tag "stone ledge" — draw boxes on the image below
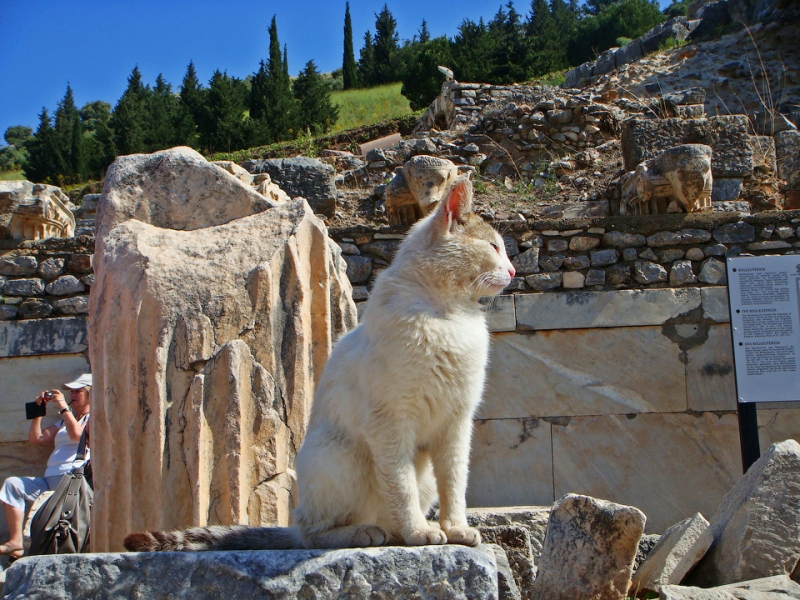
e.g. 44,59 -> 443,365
515,288 -> 701,330
3,545 -> 500,600
0,316 -> 88,357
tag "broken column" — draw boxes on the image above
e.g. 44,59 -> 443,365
89,147 -> 357,552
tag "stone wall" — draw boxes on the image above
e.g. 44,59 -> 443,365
331,209 -> 800,532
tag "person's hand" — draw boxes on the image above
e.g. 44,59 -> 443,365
36,389 -> 66,408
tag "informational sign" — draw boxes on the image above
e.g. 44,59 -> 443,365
727,255 -> 800,403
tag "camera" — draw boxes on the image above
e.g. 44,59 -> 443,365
44,391 -> 54,399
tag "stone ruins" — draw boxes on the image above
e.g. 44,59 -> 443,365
2,0 -> 800,596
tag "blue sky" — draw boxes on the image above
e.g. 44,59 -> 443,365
0,0 -> 670,138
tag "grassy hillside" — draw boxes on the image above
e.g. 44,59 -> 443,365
330,83 -> 413,133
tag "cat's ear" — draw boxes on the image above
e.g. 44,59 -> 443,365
437,177 -> 473,233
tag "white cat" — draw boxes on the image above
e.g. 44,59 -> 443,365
125,176 -> 515,552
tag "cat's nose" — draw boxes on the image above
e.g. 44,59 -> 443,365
508,267 -> 516,278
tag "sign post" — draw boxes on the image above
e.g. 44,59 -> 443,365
726,254 -> 800,472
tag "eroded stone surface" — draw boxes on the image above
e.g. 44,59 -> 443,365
530,494 -> 645,600
2,545 -> 500,600
687,440 -> 800,587
660,575 -> 800,600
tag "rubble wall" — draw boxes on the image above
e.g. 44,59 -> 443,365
331,209 -> 800,532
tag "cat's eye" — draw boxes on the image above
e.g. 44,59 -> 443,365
490,242 -> 501,254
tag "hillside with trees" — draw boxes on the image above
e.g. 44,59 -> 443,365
0,0 -> 680,186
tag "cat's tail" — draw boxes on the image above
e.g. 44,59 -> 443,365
123,524 -> 304,552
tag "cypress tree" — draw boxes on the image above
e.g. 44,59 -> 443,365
451,18 -> 492,82
259,16 -> 298,141
342,2 -> 358,89
293,60 -> 339,134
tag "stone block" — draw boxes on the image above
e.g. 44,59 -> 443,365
480,328 -> 687,419
595,48 -> 618,75
686,324 -> 737,412
0,353 -> 90,442
483,294 -> 516,333
482,531 -> 531,600
757,408 -> 800,451
3,278 -> 44,296
468,417 -> 554,508
712,221 -> 755,243
0,256 -> 37,277
45,275 -> 86,296
631,513 -> 713,592
701,287 -> 730,322
344,254 -> 372,284
530,494 -> 645,600
467,506 -> 551,558
512,247 -> 540,275
551,412 -> 741,533
0,316 -> 88,357
2,545 -> 500,600
622,116 -> 753,178
687,440 -> 800,587
562,271 -> 585,288
515,288 -> 701,330
640,17 -> 692,54
660,575 -> 800,600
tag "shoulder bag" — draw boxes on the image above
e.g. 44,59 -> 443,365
28,427 -> 93,555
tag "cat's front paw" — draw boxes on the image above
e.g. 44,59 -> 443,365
443,526 -> 481,547
404,526 -> 448,546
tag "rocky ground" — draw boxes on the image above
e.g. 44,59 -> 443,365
316,14 -> 798,231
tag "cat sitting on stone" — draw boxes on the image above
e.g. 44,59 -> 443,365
124,176 -> 515,552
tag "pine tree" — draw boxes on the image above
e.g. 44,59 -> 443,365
294,60 -> 339,134
110,66 -> 150,155
177,61 -> 205,148
202,70 -> 250,153
357,31 -> 376,87
54,85 -> 85,183
342,2 -> 359,89
147,74 -> 180,151
451,18 -> 492,82
372,5 -> 400,84
24,108 -> 64,184
400,36 -> 454,110
418,19 -> 431,43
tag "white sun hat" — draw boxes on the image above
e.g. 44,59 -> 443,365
63,373 -> 93,389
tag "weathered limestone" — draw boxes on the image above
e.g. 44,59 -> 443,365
530,494 -> 645,600
621,145 -> 713,215
2,545 -> 500,600
0,316 -> 88,356
384,155 -> 458,226
660,575 -> 800,600
685,324 -> 737,412
0,181 -> 75,241
551,413 -> 741,533
631,513 -> 713,592
687,440 -> 800,587
90,147 -> 357,552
